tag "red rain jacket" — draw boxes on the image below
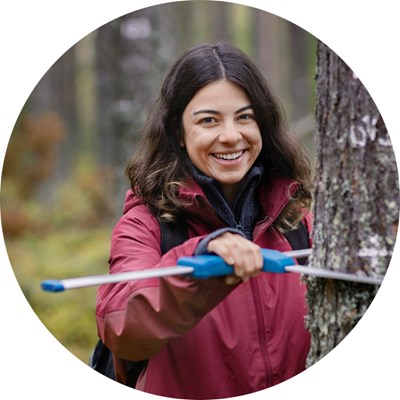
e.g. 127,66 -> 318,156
96,175 -> 312,399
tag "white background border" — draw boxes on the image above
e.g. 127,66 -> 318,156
1,1 -> 399,399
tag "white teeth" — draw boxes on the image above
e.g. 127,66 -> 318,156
213,151 -> 243,160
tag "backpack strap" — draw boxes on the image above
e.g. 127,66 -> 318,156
91,214 -> 189,387
89,339 -> 115,380
159,213 -> 189,255
283,220 -> 310,264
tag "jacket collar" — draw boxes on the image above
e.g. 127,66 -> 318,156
122,171 -> 299,227
187,163 -> 264,238
179,172 -> 298,227
258,175 -> 300,222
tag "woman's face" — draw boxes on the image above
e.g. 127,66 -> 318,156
182,79 -> 262,201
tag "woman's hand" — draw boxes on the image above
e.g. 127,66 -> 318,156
207,232 -> 263,285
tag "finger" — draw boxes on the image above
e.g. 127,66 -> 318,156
207,233 -> 239,265
207,233 -> 262,280
225,275 -> 242,285
231,241 -> 261,272
248,244 -> 263,276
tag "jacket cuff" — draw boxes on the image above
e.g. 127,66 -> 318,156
194,228 -> 245,255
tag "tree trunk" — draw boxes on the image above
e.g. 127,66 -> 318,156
95,8 -> 171,213
306,41 -> 399,366
23,45 -> 77,200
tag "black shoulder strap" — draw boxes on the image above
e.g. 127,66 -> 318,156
90,213 -> 189,387
90,339 -> 115,380
283,220 -> 310,264
159,213 -> 189,255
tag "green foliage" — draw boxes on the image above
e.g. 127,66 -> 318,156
3,112 -> 65,198
6,226 -> 111,363
2,112 -> 65,238
52,155 -> 115,229
2,119 -> 116,363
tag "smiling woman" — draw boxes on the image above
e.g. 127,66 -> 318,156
182,80 -> 262,203
97,42 -> 313,398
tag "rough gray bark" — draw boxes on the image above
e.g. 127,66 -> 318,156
306,41 -> 399,366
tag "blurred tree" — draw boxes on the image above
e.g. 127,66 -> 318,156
95,6 -> 180,213
255,11 -> 292,116
254,9 -> 316,154
306,41 -> 399,365
26,46 -> 77,185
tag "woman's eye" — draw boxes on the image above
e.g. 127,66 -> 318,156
200,116 -> 217,124
238,113 -> 254,121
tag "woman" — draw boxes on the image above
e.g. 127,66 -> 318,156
96,42 -> 313,399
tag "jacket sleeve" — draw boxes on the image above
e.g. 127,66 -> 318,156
95,205 -> 235,361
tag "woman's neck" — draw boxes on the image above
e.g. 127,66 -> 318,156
219,182 -> 242,206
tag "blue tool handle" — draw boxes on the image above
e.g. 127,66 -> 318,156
177,249 -> 295,279
41,280 -> 65,292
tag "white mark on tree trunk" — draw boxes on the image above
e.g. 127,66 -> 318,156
349,114 -> 392,147
349,115 -> 378,147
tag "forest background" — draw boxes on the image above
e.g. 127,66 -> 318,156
1,1 -> 317,364
1,1 -> 400,400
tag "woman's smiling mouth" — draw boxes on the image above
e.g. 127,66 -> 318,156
212,150 -> 245,161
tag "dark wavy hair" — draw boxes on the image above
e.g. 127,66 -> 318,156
126,42 -> 312,230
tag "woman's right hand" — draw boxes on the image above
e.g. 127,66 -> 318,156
207,232 -> 263,285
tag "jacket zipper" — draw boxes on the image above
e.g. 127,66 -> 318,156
199,194 -> 274,386
198,182 -> 297,388
250,278 -> 274,387
250,187 -> 298,387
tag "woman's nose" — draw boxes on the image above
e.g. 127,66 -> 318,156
218,122 -> 242,144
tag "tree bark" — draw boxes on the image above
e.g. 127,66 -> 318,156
306,41 -> 399,366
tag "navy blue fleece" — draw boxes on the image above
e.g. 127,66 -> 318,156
188,162 -> 264,255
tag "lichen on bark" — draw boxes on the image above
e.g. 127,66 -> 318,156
305,41 -> 399,367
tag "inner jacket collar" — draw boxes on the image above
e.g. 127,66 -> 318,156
187,161 -> 264,239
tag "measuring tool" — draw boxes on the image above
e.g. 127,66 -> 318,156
41,248 -> 383,292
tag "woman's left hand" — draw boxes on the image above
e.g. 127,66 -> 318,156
207,232 -> 263,285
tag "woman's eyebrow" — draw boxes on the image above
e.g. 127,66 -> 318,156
235,105 -> 253,114
192,104 -> 253,116
192,109 -> 221,116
